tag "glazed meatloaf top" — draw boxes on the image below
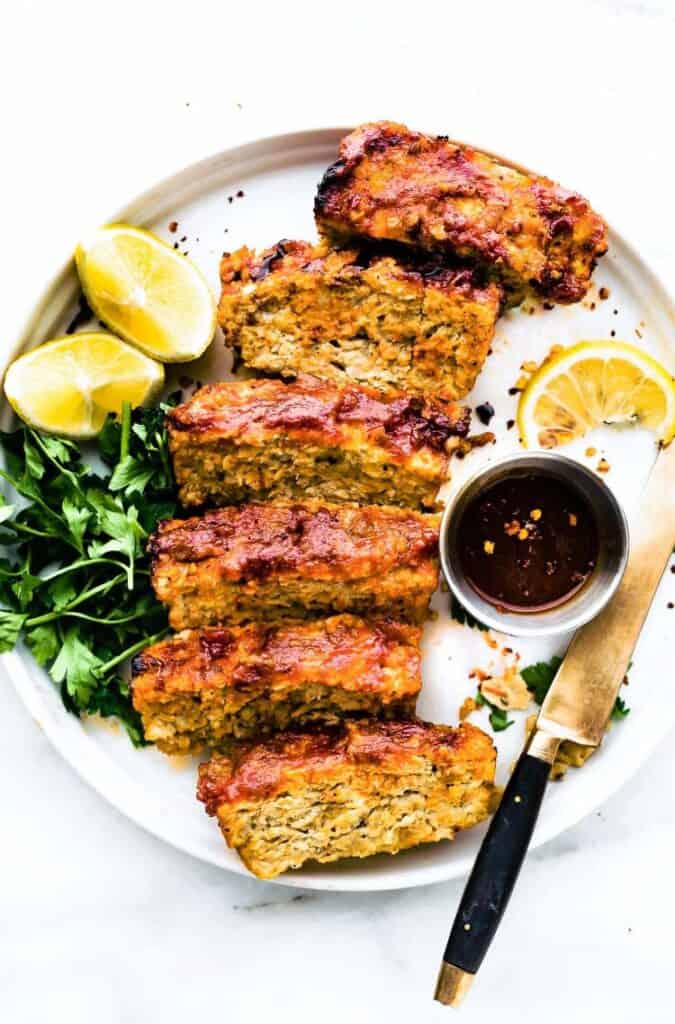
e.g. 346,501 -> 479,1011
167,375 -> 471,461
149,501 -> 440,583
219,238 -> 501,305
315,122 -> 607,304
131,615 -> 421,704
198,719 -> 496,809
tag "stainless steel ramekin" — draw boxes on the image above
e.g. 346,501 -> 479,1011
439,451 -> 630,638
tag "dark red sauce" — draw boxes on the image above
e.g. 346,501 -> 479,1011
457,473 -> 598,612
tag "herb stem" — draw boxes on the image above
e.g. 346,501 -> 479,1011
40,557 -> 131,583
25,573 -> 127,626
119,401 -> 132,462
54,609 -> 158,626
95,628 -> 169,676
5,521 -> 56,541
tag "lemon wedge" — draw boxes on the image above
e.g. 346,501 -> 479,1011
518,340 -> 675,449
4,333 -> 165,438
75,225 -> 216,362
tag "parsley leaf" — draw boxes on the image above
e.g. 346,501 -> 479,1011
109,456 -> 156,496
611,696 -> 631,721
62,495 -> 92,551
0,610 -> 27,653
520,656 -> 563,705
50,628 -> 104,705
25,624 -> 60,666
475,690 -> 515,732
450,595 -> 488,631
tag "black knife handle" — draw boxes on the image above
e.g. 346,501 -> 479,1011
442,750 -> 551,975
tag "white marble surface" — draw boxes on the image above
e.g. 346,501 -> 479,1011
2,1 -> 674,1021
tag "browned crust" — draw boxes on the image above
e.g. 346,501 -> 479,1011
167,374 -> 471,461
149,501 -> 440,582
219,238 -> 499,296
315,122 -> 607,304
131,615 -> 421,705
197,719 -> 496,810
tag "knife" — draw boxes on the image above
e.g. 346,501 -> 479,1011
434,440 -> 675,1007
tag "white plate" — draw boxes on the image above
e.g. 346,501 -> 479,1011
2,129 -> 673,892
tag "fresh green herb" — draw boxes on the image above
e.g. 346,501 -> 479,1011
520,656 -> 563,705
475,690 -> 514,732
611,696 -> 631,721
521,654 -> 630,721
0,394 -> 181,743
450,595 -> 488,631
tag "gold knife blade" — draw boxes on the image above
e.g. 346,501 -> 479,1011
534,441 -> 675,749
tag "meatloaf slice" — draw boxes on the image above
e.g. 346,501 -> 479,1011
149,501 -> 440,629
167,375 -> 470,511
131,615 -> 421,754
315,122 -> 607,305
197,719 -> 496,879
217,241 -> 501,401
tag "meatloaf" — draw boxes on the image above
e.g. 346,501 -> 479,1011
167,375 -> 470,510
131,615 -> 421,754
315,121 -> 607,305
197,718 -> 496,879
149,501 -> 440,629
217,241 -> 501,400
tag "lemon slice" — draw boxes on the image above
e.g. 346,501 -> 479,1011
518,340 -> 675,449
4,333 -> 165,438
75,225 -> 216,362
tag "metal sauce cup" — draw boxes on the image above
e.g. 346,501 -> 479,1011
439,451 -> 629,637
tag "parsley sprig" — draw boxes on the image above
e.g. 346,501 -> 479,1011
0,396 -> 180,743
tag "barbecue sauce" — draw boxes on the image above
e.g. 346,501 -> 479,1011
457,473 -> 598,612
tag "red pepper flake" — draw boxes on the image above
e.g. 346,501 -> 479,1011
598,287 -> 610,300
168,220 -> 178,233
